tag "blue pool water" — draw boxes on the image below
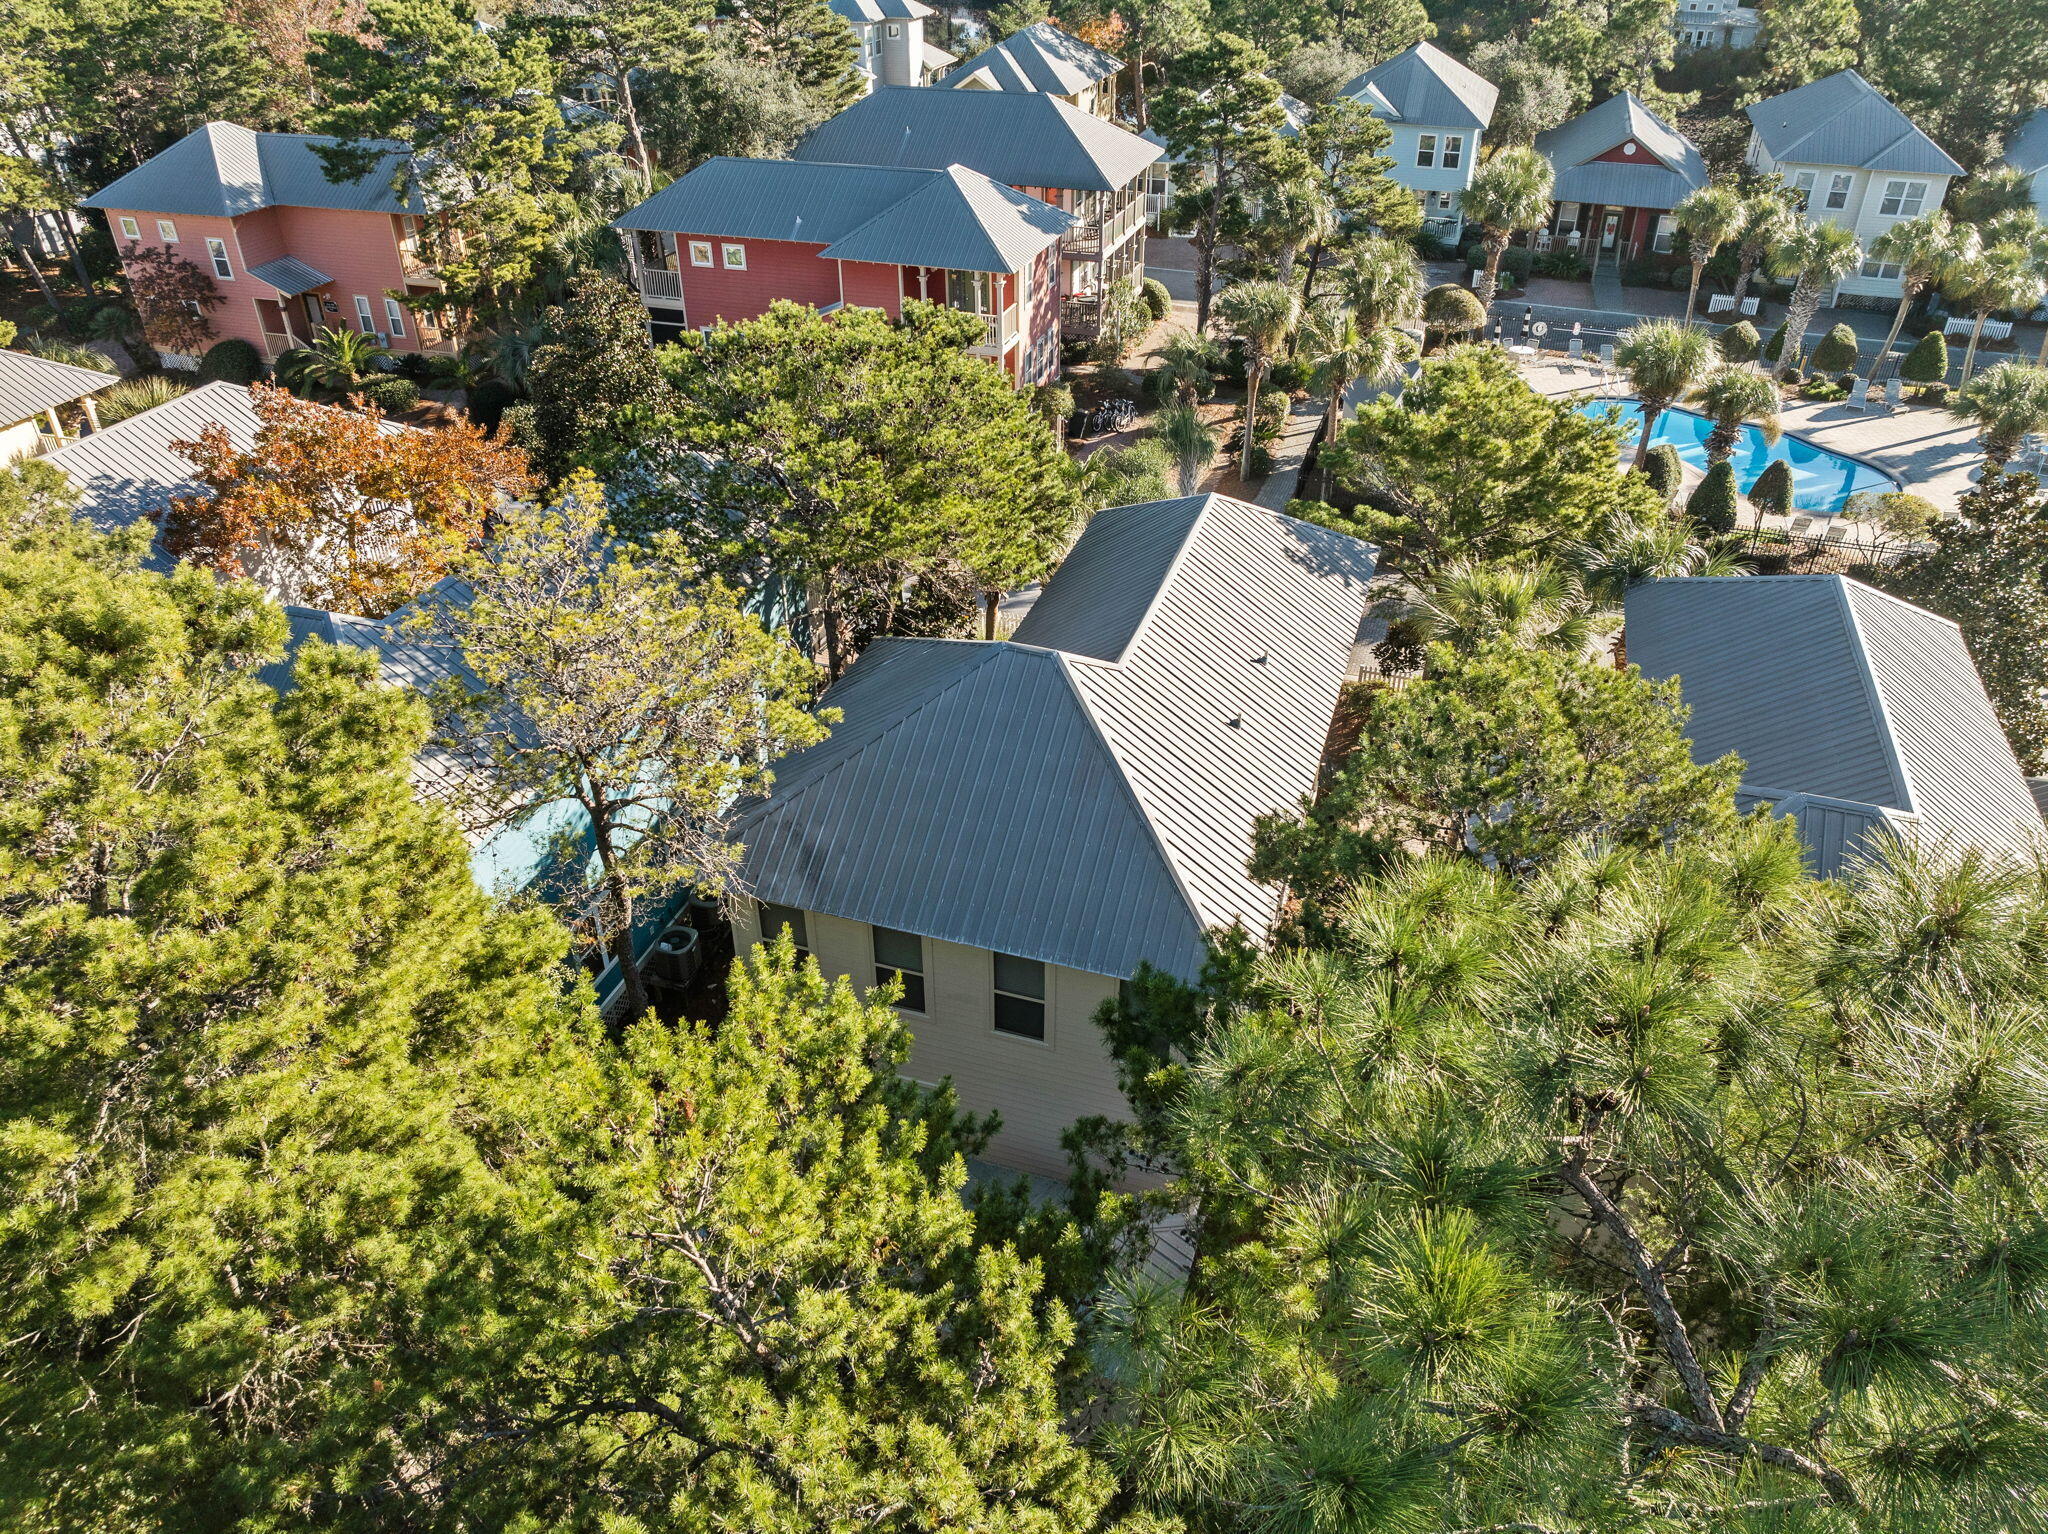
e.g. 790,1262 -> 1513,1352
1577,400 -> 1897,514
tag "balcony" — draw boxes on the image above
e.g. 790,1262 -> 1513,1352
962,302 -> 1022,357
1062,220 -> 1104,257
638,267 -> 683,302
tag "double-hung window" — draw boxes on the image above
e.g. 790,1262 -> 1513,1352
157,219 -> 179,242
1440,134 -> 1464,170
1790,170 -> 1815,210
383,296 -> 407,338
758,901 -> 809,960
992,952 -> 1046,1040
1861,257 -> 1903,280
354,294 -> 376,333
1415,133 -> 1437,168
205,237 -> 232,279
1824,172 -> 1852,211
1879,179 -> 1926,218
872,926 -> 926,1011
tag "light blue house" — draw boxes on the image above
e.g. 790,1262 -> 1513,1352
2000,109 -> 2048,221
1338,42 -> 1499,241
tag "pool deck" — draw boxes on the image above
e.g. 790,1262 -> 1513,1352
1518,361 -> 1986,517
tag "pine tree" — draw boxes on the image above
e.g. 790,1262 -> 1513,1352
525,269 -> 676,482
713,0 -> 861,111
0,477 -> 606,1528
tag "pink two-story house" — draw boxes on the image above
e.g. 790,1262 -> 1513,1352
82,122 -> 456,366
614,158 -> 1075,384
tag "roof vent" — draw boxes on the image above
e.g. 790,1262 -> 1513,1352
1249,650 -> 1269,664
1226,712 -> 1244,728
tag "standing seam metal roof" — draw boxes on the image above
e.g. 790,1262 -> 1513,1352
81,122 -> 422,218
793,87 -> 1160,192
828,0 -> 934,20
1339,42 -> 1498,131
1743,71 -> 1963,177
2001,109 -> 2048,176
1626,575 -> 2037,874
0,349 -> 115,427
818,164 -> 1074,272
1535,92 -> 1708,209
728,495 -> 1376,980
938,21 -> 1122,94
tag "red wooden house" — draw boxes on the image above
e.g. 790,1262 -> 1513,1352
614,158 -> 1075,384
1533,93 -> 1709,273
82,122 -> 456,366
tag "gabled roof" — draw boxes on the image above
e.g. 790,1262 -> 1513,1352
1744,70 -> 1963,177
818,163 -> 1072,272
1626,575 -> 2039,875
1535,92 -> 1708,211
1339,42 -> 1497,132
0,349 -> 115,428
2001,108 -> 2048,177
793,87 -> 1159,192
828,0 -> 932,20
939,20 -> 1121,95
923,40 -> 957,69
729,495 -> 1377,980
613,157 -> 1069,273
81,122 -> 422,218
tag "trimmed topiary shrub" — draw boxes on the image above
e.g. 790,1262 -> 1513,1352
1810,322 -> 1859,375
1900,329 -> 1948,386
1717,320 -> 1760,363
1687,459 -> 1739,535
1640,443 -> 1685,506
1421,283 -> 1486,352
1748,458 -> 1794,519
197,337 -> 264,384
357,375 -> 420,412
1761,320 -> 1788,364
1140,277 -> 1172,322
1253,387 -> 1289,443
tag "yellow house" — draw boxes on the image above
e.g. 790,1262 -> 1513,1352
0,349 -> 112,464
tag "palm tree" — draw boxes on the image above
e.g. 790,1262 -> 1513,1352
1767,221 -> 1864,379
1943,239 -> 2046,382
1213,279 -> 1299,481
1867,209 -> 1970,374
1259,177 -> 1336,290
1153,401 -> 1219,496
1692,366 -> 1782,465
1383,557 -> 1618,657
1947,362 -> 2048,470
1615,320 -> 1716,467
295,326 -> 390,394
1152,331 -> 1221,407
1457,146 -> 1554,312
1727,191 -> 1796,307
1297,295 -> 1415,444
1344,236 -> 1425,334
1673,184 -> 1744,326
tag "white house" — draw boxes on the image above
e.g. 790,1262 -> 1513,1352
1999,108 -> 2048,220
1743,70 -> 1964,304
725,494 -> 1376,1178
827,0 -> 954,91
1672,0 -> 1759,52
939,20 -> 1123,118
1338,42 -> 1499,241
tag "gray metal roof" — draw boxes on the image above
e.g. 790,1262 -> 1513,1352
828,0 -> 932,19
1744,70 -> 1963,177
0,349 -> 115,427
818,163 -> 1071,272
793,87 -> 1160,192
1536,92 -> 1707,210
1339,42 -> 1497,132
1627,575 -> 2039,875
939,21 -> 1121,95
729,495 -> 1377,980
2001,108 -> 2048,176
923,40 -> 957,69
82,122 -> 422,218
246,254 -> 333,296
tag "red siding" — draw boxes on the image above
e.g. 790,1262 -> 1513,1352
678,235 -> 847,327
839,260 -> 903,312
1023,246 -> 1060,385
1589,140 -> 1673,169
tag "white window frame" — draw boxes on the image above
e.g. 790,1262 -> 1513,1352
1879,179 -> 1926,218
383,296 -> 406,338
156,218 -> 179,242
991,951 -> 1048,1043
1652,214 -> 1676,254
872,926 -> 927,1013
205,237 -> 232,279
117,216 -> 140,241
354,294 -> 376,333
1790,170 -> 1815,210
688,238 -> 714,267
885,20 -> 900,35
1824,172 -> 1852,211
1415,132 -> 1438,168
721,242 -> 747,270
1440,134 -> 1464,171
1861,257 -> 1903,281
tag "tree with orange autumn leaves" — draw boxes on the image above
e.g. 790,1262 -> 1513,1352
163,383 -> 533,615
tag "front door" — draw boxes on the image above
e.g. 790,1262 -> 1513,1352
1600,210 -> 1621,251
303,292 -> 324,334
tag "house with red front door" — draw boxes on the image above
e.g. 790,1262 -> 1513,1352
1533,93 -> 1709,278
614,157 -> 1075,384
81,122 -> 457,367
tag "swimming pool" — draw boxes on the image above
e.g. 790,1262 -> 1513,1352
1577,400 -> 1898,514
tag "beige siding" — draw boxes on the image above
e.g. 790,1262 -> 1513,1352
731,903 -> 1131,1179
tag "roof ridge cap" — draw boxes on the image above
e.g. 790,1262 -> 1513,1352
1833,574 -> 1920,816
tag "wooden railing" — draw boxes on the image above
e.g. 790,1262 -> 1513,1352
638,267 -> 683,301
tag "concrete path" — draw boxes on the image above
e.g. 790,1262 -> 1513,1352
1589,256 -> 1625,313
1253,397 -> 1324,510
